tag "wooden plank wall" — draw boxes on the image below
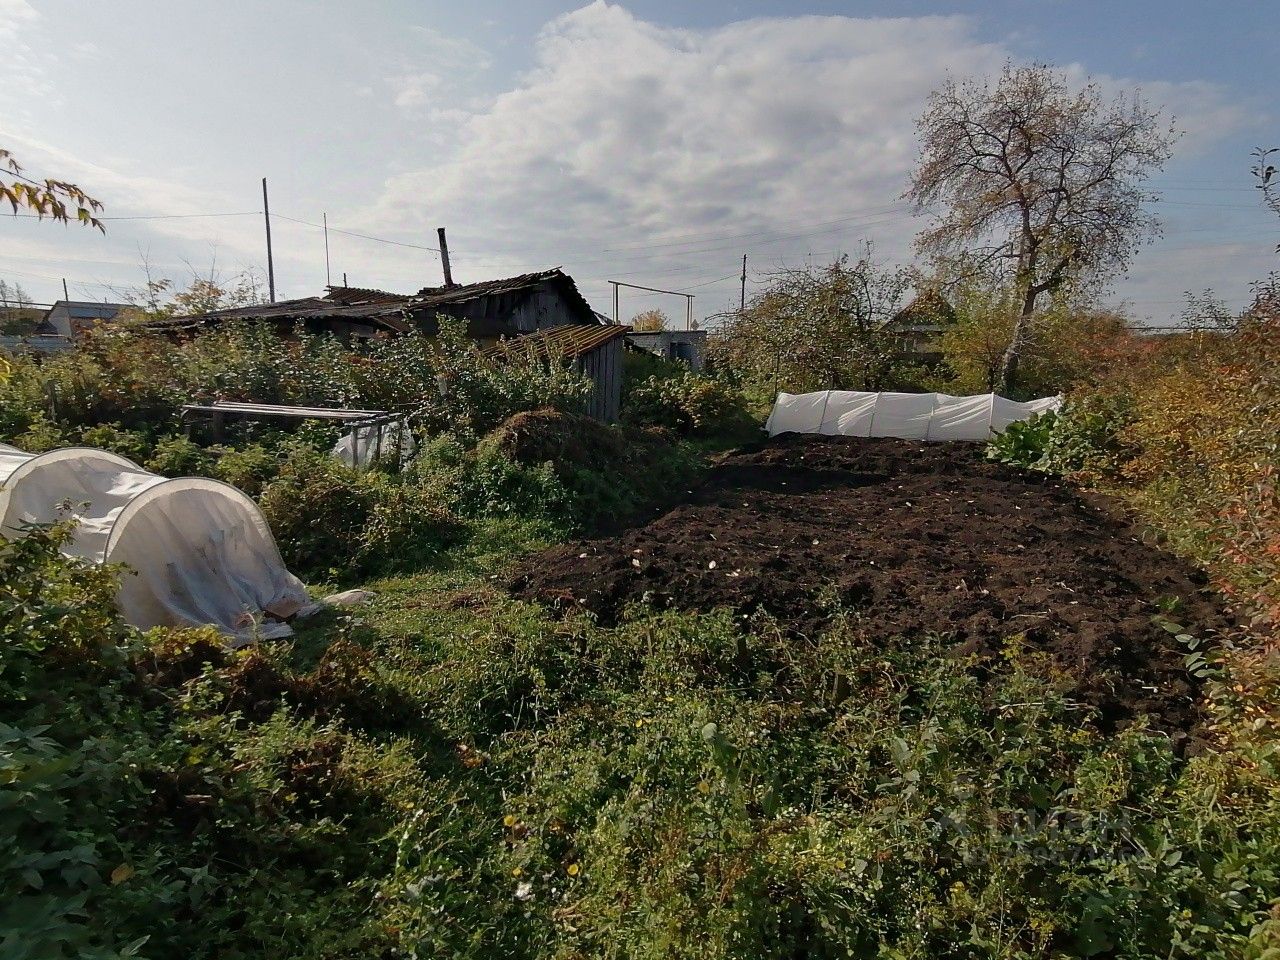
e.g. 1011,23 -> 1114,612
577,337 -> 623,422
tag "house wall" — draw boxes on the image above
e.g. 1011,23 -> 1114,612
625,330 -> 707,371
437,281 -> 588,338
44,302 -> 124,337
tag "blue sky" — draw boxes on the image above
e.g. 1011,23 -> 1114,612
0,0 -> 1274,324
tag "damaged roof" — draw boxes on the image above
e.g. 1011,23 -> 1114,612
145,268 -> 597,337
485,323 -> 631,361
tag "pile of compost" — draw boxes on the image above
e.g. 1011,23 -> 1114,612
511,434 -> 1232,732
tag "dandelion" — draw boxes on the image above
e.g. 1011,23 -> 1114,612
697,780 -> 711,794
503,814 -> 517,827
511,866 -> 523,877
567,863 -> 580,877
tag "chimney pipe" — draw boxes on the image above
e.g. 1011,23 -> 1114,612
437,227 -> 455,287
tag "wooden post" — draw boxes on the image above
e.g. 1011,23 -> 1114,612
740,254 -> 747,311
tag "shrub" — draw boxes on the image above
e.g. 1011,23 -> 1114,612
413,318 -> 594,437
75,422 -> 155,464
210,443 -> 281,496
624,371 -> 754,439
479,409 -> 703,530
258,445 -> 463,579
1040,393 -> 1136,480
144,435 -> 218,477
7,410 -> 70,452
986,409 -> 1058,468
0,353 -> 49,437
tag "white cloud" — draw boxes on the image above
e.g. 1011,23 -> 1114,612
389,71 -> 445,108
0,0 -> 37,36
368,4 -> 1015,310
357,3 -> 1254,320
387,25 -> 492,112
0,0 -> 55,107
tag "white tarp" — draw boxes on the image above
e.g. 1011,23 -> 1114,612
332,418 -> 417,468
0,444 -> 307,639
765,391 -> 1062,441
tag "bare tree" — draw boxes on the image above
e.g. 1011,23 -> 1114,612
906,63 -> 1175,393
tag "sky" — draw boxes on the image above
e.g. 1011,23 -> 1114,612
1,0 -> 1275,327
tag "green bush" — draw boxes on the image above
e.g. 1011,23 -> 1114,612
143,435 -> 217,477
258,445 -> 463,579
75,423 -> 156,464
1040,393 -> 1136,480
986,410 -> 1058,469
6,411 -> 70,452
624,371 -> 754,439
210,443 -> 281,496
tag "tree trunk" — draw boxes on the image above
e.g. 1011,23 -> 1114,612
997,286 -> 1038,395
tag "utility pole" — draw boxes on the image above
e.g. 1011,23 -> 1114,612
323,212 -> 331,288
261,178 -> 276,303
437,227 -> 454,287
740,254 -> 747,312
61,278 -> 69,301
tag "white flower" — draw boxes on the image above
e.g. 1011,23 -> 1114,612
515,881 -> 535,901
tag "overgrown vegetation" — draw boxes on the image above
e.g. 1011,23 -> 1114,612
985,282 -> 1280,637
7,516 -> 1280,958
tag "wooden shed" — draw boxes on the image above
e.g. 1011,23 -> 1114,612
487,324 -> 630,423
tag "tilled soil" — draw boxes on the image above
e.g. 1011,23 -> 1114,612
510,434 -> 1232,733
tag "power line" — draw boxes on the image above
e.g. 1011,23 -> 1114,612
5,210 -> 261,221
270,212 -> 442,254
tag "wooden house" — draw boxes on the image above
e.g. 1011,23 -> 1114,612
145,268 -> 628,421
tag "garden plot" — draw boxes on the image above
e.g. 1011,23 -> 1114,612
512,434 -> 1231,733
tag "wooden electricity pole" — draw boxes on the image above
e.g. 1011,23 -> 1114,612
740,254 -> 747,311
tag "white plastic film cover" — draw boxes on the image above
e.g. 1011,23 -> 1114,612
929,394 -> 997,441
332,419 -> 417,468
0,447 -> 164,562
106,478 -> 307,634
818,392 -> 878,436
0,444 -> 307,638
764,392 -> 829,436
766,391 -> 1061,441
866,392 -> 937,440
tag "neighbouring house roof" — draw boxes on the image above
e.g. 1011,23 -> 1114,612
47,300 -> 130,320
144,268 -> 599,338
891,290 -> 956,333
